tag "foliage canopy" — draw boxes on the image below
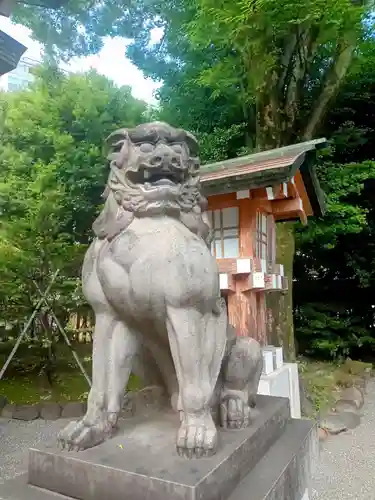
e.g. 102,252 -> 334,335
4,1 -> 375,361
0,67 -> 146,330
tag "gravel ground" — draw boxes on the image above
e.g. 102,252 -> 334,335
1,383 -> 375,497
312,378 -> 375,500
0,418 -> 67,483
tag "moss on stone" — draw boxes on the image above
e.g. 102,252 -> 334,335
266,222 -> 296,360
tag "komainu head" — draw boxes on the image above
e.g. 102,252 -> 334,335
92,122 -> 210,241
103,122 -> 207,216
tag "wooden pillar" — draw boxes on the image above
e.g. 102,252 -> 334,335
238,198 -> 253,257
230,198 -> 257,338
237,198 -> 268,344
227,285 -> 253,337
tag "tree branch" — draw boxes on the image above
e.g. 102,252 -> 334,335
284,27 -> 308,123
303,39 -> 356,140
279,25 -> 316,139
277,32 -> 298,94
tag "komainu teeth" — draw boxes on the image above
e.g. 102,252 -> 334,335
144,170 -> 150,179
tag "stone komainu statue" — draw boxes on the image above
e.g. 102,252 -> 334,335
58,122 -> 263,458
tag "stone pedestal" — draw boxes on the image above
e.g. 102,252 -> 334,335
0,396 -> 318,500
258,363 -> 302,419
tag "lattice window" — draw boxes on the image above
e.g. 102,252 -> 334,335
207,207 -> 239,258
255,211 -> 276,266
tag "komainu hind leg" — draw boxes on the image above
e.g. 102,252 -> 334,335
166,302 -> 227,458
220,336 -> 263,429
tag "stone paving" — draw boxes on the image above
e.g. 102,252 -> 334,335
312,378 -> 375,500
0,418 -> 66,483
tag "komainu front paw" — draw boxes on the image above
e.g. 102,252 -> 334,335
220,391 -> 251,430
58,414 -> 117,451
176,413 -> 218,459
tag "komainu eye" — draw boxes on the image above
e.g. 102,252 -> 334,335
171,144 -> 183,154
139,143 -> 155,153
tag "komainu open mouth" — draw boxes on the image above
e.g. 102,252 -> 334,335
127,168 -> 185,187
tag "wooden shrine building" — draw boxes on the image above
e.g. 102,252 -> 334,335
200,138 -> 326,344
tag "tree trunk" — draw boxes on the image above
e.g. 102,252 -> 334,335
258,29 -> 356,361
256,98 -> 297,359
266,222 -> 296,360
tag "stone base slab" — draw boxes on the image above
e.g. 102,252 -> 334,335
228,419 -> 318,500
26,395 -> 289,500
0,418 -> 317,500
0,396 -> 318,500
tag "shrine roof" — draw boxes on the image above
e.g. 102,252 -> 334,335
200,138 -> 327,217
0,30 -> 26,76
1,1 -> 69,76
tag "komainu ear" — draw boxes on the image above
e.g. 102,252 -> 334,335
105,128 -> 129,144
184,130 -> 199,157
104,129 -> 130,168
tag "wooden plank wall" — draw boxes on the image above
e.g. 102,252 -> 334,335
207,193 -> 268,343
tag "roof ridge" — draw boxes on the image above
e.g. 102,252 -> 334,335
200,138 -> 327,173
